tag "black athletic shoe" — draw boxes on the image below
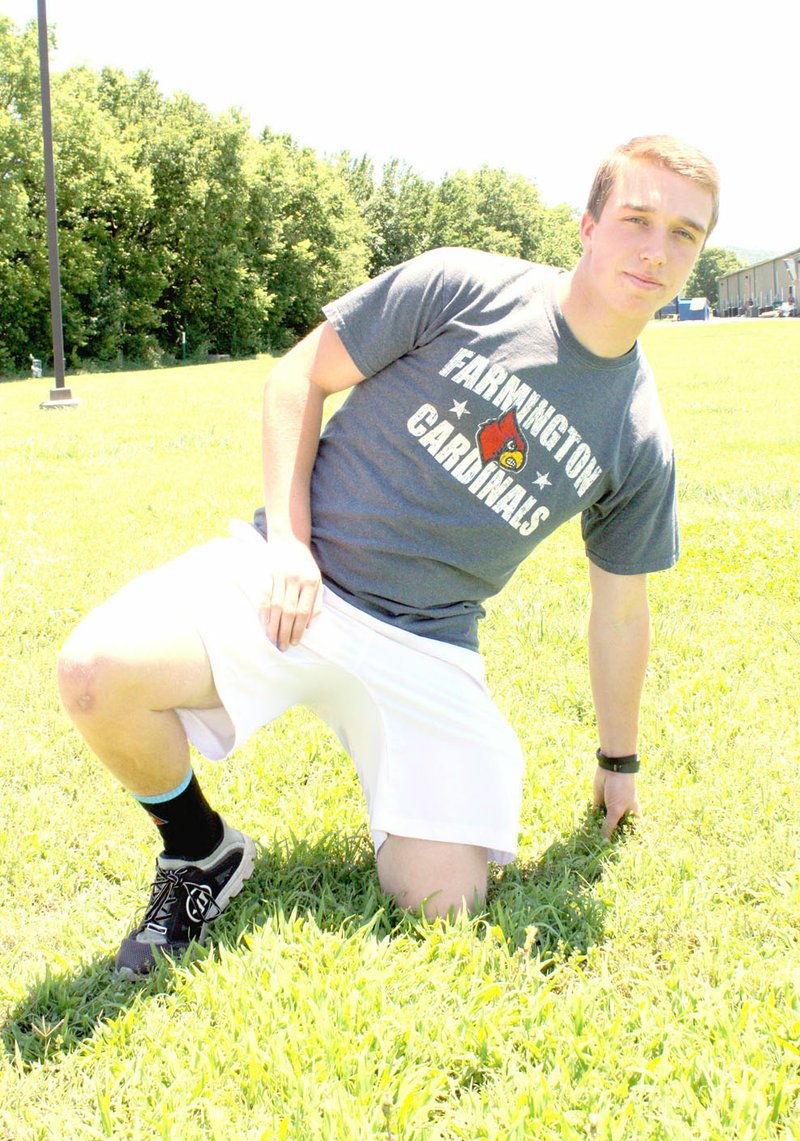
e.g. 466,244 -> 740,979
115,819 -> 257,979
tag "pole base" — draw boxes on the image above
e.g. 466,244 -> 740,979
40,387 -> 80,409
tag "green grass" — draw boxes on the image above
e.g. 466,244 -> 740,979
1,322 -> 799,1139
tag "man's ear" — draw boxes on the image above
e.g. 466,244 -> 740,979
579,211 -> 596,252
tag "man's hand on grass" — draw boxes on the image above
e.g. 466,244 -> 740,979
593,769 -> 641,840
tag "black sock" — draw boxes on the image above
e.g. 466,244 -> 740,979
133,769 -> 224,861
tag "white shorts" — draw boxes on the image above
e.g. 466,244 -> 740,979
136,521 -> 524,864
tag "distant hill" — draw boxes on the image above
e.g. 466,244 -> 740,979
730,246 -> 782,266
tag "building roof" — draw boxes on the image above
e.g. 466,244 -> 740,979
719,246 -> 800,282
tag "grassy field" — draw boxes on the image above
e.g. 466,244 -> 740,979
1,320 -> 798,1139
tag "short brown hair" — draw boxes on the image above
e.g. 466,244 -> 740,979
586,135 -> 720,238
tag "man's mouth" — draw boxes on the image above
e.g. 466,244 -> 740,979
624,271 -> 664,290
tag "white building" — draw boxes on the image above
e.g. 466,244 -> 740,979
718,248 -> 799,317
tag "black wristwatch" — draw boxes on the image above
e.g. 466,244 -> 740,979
596,748 -> 640,774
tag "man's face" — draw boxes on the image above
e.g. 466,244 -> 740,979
579,160 -> 714,320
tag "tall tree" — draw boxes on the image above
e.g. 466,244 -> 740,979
428,167 -> 581,268
683,246 -> 743,308
251,131 -> 369,345
338,154 -> 438,275
533,203 -> 583,270
49,65 -> 163,364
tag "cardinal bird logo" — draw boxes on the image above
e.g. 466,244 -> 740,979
476,409 -> 528,472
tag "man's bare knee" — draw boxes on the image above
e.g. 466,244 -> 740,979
377,836 -> 487,920
57,634 -> 129,724
57,592 -> 220,726
57,646 -> 99,718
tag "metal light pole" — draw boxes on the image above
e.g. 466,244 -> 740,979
37,0 -> 78,407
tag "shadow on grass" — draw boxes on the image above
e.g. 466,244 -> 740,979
3,809 -> 626,1067
487,804 -> 628,961
1,831 -> 383,1069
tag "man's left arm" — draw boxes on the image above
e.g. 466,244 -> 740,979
587,562 -> 651,838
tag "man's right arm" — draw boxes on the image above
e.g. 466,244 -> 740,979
261,320 -> 365,651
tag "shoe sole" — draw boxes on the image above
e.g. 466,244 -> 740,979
116,833 -> 258,981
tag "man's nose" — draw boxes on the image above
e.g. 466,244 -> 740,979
640,228 -> 667,264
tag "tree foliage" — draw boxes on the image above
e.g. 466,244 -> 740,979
1,16 -> 580,373
340,156 -> 581,278
684,246 -> 744,308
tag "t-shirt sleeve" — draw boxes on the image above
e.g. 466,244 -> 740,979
322,249 -> 449,378
581,448 -> 679,575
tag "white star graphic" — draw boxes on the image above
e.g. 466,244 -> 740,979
534,472 -> 552,489
450,399 -> 470,419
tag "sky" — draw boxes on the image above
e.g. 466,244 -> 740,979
4,0 -> 797,256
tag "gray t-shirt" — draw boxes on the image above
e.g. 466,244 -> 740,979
266,247 -> 679,650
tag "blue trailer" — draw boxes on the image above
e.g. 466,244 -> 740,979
679,297 -> 710,321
